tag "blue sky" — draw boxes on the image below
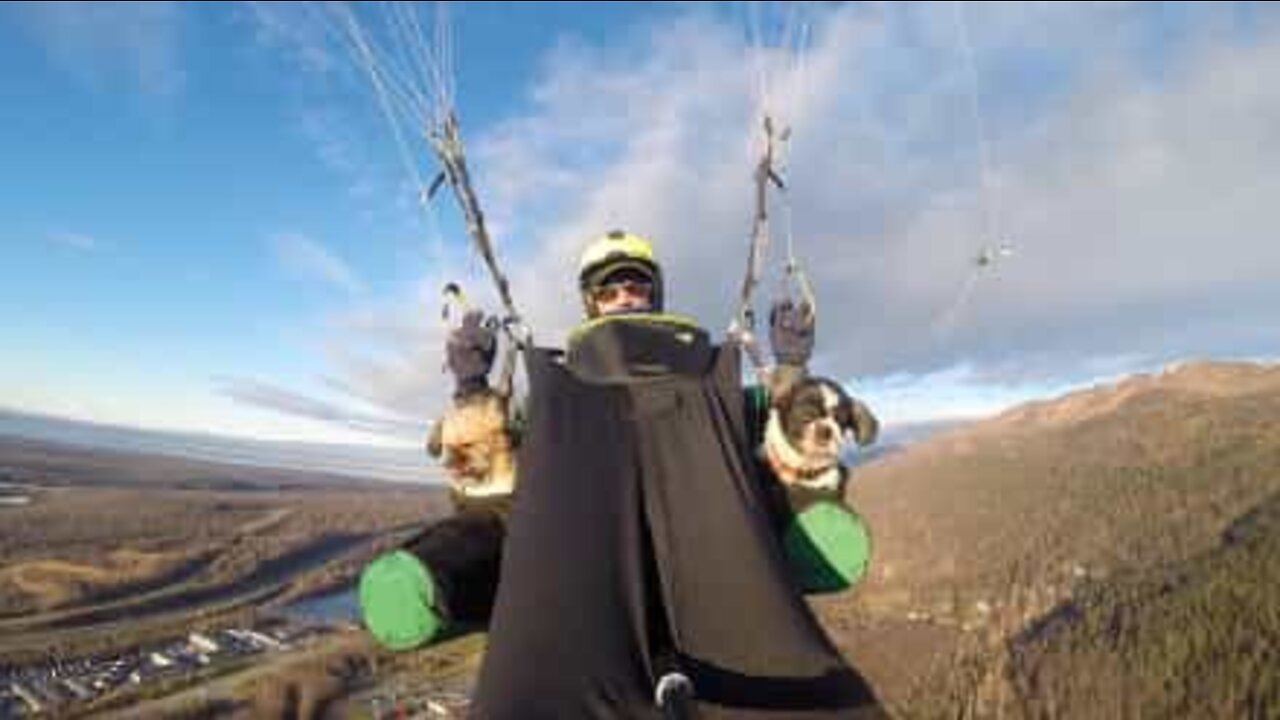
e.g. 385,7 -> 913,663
2,2 -> 1278,448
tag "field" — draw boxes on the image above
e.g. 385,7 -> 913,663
0,437 -> 446,664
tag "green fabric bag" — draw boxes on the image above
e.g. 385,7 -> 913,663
359,550 -> 442,650
783,500 -> 872,594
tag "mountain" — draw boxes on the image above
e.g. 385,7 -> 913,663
844,419 -> 963,468
831,360 -> 1280,716
848,360 -> 1280,616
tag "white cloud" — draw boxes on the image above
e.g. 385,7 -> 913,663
468,2 -> 1280,380
255,2 -> 1280,426
272,232 -> 366,297
240,1 -> 337,77
296,109 -> 394,204
316,259 -> 490,420
47,231 -> 98,252
6,1 -> 184,95
852,352 -> 1157,427
244,4 -> 449,260
216,376 -> 421,442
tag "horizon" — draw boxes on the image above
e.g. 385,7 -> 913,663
7,354 -> 1276,483
0,394 -> 968,484
3,2 -> 1278,447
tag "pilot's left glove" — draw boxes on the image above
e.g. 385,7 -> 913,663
446,310 -> 497,398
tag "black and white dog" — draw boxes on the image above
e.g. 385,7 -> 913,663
762,374 -> 879,493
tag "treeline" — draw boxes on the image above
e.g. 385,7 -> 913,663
1007,492 -> 1280,718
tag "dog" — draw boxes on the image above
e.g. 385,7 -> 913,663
427,389 -> 518,509
761,374 -> 879,493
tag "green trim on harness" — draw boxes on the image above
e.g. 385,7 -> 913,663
359,550 -> 442,650
783,500 -> 872,594
567,312 -> 702,347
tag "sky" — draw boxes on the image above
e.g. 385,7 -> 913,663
1,1 -> 1278,451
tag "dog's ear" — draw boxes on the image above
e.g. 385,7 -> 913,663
814,376 -> 853,407
845,397 -> 880,447
426,418 -> 444,459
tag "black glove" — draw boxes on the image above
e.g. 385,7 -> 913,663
769,298 -> 815,368
447,310 -> 497,397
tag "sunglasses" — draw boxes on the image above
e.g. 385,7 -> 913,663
592,279 -> 654,304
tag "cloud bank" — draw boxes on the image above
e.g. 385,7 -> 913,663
244,2 -> 1280,435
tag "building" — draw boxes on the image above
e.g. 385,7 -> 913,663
60,677 -> 94,701
0,692 -> 22,718
188,632 -> 220,655
224,628 -> 281,652
10,681 -> 45,714
242,629 -> 285,651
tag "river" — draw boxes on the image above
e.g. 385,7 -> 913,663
280,585 -> 362,625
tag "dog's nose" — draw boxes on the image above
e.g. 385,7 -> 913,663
814,424 -> 834,443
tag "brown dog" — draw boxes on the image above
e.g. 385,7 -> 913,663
427,389 -> 518,509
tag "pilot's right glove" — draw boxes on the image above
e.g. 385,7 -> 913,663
768,298 -> 815,368
446,310 -> 497,398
